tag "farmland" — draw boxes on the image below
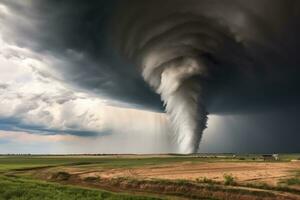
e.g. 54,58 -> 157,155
0,154 -> 300,200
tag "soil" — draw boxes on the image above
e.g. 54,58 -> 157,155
73,162 -> 300,186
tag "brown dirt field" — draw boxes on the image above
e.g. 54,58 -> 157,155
25,161 -> 300,200
74,162 -> 300,186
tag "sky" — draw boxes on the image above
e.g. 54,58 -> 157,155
0,0 -> 299,154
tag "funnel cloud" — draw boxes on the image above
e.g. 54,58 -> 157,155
113,0 -> 300,153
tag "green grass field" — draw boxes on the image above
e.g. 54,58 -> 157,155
0,155 -> 201,172
2,153 -> 298,172
0,175 -> 163,200
0,154 -> 241,172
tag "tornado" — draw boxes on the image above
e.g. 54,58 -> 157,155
143,50 -> 208,153
114,9 -> 246,153
112,0 -> 300,153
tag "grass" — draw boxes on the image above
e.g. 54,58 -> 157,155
2,153 -> 296,173
245,182 -> 270,190
279,170 -> 300,186
0,156 -> 86,172
0,155 -> 248,173
285,178 -> 300,186
245,182 -> 300,195
0,156 -> 203,172
0,175 -> 163,200
223,174 -> 236,186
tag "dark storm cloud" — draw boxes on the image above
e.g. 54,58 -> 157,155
0,0 -> 162,111
200,107 -> 300,153
113,0 -> 300,114
109,0 -> 300,152
1,0 -> 300,113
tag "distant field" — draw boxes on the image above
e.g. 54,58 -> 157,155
2,153 -> 299,171
0,154 -> 300,200
0,155 -> 210,172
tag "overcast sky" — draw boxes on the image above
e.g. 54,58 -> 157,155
0,0 -> 299,154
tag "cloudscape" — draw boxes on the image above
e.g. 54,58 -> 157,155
0,0 -> 300,154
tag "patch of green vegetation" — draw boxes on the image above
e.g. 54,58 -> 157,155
279,176 -> 300,187
0,175 -> 163,200
245,182 -> 300,195
245,182 -> 270,190
285,178 -> 300,185
277,170 -> 300,187
0,156 -> 92,172
174,179 -> 191,186
223,174 -> 236,186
